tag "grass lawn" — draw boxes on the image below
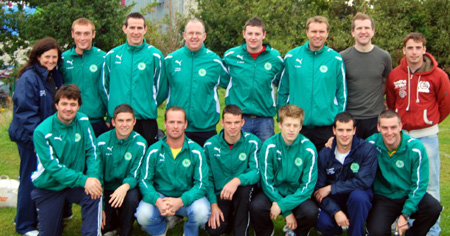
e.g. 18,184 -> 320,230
0,89 -> 448,235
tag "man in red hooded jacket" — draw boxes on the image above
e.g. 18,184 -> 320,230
386,32 -> 450,236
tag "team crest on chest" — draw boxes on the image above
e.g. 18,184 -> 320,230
89,64 -> 98,72
396,160 -> 404,168
198,69 -> 206,77
138,62 -> 146,70
418,81 -> 430,93
319,65 -> 328,73
264,62 -> 272,70
294,157 -> 303,166
124,152 -> 132,161
350,163 -> 360,173
182,159 -> 191,167
75,133 -> 81,142
238,153 -> 247,161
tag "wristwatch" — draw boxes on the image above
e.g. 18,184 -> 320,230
402,213 -> 410,221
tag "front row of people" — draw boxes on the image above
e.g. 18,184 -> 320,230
31,84 -> 441,236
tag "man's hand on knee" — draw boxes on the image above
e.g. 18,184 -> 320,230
334,211 -> 350,227
84,177 -> 103,199
208,203 -> 224,229
163,197 -> 184,215
220,177 -> 241,200
109,184 -> 130,208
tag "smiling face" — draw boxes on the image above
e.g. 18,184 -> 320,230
221,113 -> 244,141
165,110 -> 187,141
112,112 -> 136,140
243,25 -> 266,53
403,39 -> 426,68
37,48 -> 58,71
123,17 -> 147,46
352,19 -> 374,47
333,120 -> 356,150
306,22 -> 329,51
72,24 -> 95,54
183,20 -> 206,52
378,116 -> 403,151
55,97 -> 80,125
279,116 -> 302,145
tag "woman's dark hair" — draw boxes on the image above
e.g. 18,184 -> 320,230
18,37 -> 62,77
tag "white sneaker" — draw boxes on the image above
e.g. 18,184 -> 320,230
103,230 -> 117,236
24,230 -> 39,236
63,215 -> 73,222
166,215 -> 183,230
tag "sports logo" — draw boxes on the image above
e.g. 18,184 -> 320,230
89,64 -> 98,72
138,62 -> 146,70
237,55 -> 244,61
239,153 -> 247,161
66,60 -> 73,65
326,168 -> 335,175
75,133 -> 81,142
320,65 -> 328,73
294,157 -> 303,166
182,159 -> 191,167
198,69 -> 206,77
350,163 -> 360,173
40,90 -> 46,96
175,60 -> 182,66
394,80 -> 407,89
399,89 -> 407,98
396,160 -> 404,168
264,62 -> 272,70
124,152 -> 132,161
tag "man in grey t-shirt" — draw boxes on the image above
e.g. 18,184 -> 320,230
340,12 -> 392,139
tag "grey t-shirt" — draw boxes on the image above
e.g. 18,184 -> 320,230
340,45 -> 392,119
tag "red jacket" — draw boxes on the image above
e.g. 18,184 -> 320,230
387,53 -> 450,131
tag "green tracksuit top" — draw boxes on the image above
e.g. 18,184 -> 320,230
139,135 -> 209,206
367,131 -> 429,216
98,129 -> 147,191
31,113 -> 100,191
61,46 -> 107,123
102,40 -> 167,121
277,41 -> 347,127
203,130 -> 261,204
260,133 -> 318,217
165,44 -> 228,132
222,44 -> 284,117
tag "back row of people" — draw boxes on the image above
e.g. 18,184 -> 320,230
8,10 -> 449,236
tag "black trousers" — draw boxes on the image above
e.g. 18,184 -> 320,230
185,130 -> 217,147
366,193 -> 442,236
134,119 -> 158,146
249,191 -> 318,236
354,117 -> 379,140
103,188 -> 141,236
206,185 -> 253,236
300,125 -> 333,152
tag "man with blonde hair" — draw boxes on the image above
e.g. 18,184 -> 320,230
250,105 -> 318,235
278,16 -> 346,152
61,17 -> 108,137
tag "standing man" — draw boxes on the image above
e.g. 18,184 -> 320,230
135,106 -> 210,236
61,17 -> 109,137
386,32 -> 450,236
222,17 -> 284,142
250,105 -> 318,236
366,110 -> 442,235
98,104 -> 147,236
165,18 -> 228,146
277,15 -> 346,152
204,105 -> 261,235
31,84 -> 102,236
314,112 -> 377,236
102,12 -> 167,146
340,13 -> 392,139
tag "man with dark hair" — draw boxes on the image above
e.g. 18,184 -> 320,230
314,112 -> 377,236
366,110 -> 442,235
386,32 -> 450,236
61,17 -> 108,137
98,104 -> 147,236
136,106 -> 210,236
204,105 -> 261,235
340,13 -> 392,139
102,12 -> 167,146
250,104 -> 318,235
278,16 -> 346,152
165,18 -> 228,146
31,84 -> 102,236
222,17 -> 284,142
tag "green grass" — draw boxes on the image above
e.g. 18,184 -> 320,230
1,89 -> 449,235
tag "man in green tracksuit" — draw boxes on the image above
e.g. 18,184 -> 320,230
98,104 -> 147,236
31,84 -> 102,236
366,110 -> 442,235
61,17 -> 108,137
204,105 -> 261,235
102,12 -> 167,146
250,105 -> 319,236
277,15 -> 346,152
222,17 -> 284,142
165,18 -> 228,146
135,106 -> 210,236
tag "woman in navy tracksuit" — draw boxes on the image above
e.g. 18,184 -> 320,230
8,37 -> 63,236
